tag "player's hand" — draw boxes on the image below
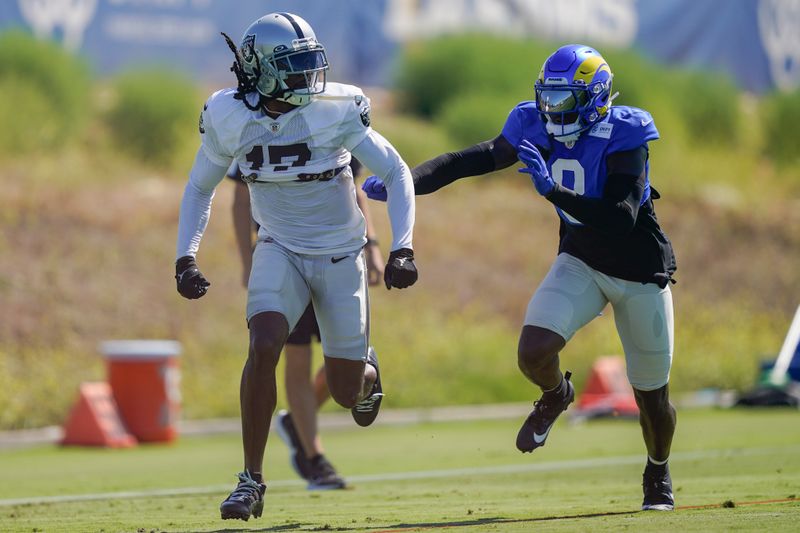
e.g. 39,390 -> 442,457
361,175 -> 388,201
175,255 -> 210,299
384,248 -> 417,290
518,140 -> 555,197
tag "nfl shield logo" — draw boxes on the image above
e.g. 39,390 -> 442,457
269,122 -> 280,133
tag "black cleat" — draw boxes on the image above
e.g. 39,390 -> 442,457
274,410 -> 312,481
220,471 -> 266,521
351,346 -> 384,427
307,454 -> 347,490
642,461 -> 675,511
516,371 -> 575,453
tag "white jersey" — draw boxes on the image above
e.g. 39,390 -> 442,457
176,82 -> 414,259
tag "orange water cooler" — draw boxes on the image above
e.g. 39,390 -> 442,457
101,340 -> 182,443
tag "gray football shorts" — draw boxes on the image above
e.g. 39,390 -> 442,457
247,239 -> 369,361
524,253 -> 674,391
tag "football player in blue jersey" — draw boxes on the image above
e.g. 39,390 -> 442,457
363,44 -> 677,511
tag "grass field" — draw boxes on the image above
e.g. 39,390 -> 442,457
1,407 -> 798,532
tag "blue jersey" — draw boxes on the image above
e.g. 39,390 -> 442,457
501,103 -> 675,284
502,104 -> 659,226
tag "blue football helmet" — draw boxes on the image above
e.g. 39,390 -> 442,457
238,12 -> 328,106
535,44 -> 614,143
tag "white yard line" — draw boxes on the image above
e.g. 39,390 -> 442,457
1,444 -> 797,507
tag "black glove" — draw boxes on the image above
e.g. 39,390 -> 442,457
384,248 -> 418,290
175,255 -> 210,299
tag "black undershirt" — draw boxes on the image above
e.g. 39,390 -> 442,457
411,141 -> 676,287
547,146 -> 676,287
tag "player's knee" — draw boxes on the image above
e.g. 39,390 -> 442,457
634,384 -> 674,419
249,331 -> 283,369
518,326 -> 564,372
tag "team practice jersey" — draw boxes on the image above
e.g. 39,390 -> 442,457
198,83 -> 374,254
502,104 -> 677,284
176,82 -> 414,259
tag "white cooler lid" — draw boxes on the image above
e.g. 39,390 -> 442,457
100,340 -> 182,360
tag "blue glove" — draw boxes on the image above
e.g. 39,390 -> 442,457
517,140 -> 555,197
361,175 -> 388,201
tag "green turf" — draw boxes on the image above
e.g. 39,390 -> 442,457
1,407 -> 798,532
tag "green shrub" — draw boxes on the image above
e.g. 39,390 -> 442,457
371,110 -> 457,166
677,71 -> 741,146
0,30 -> 91,154
0,77 -> 55,153
395,34 -> 548,118
439,91 -> 517,146
761,89 -> 800,164
105,69 -> 199,166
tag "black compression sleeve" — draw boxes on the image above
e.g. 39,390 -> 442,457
546,146 -> 648,236
411,141 -> 496,195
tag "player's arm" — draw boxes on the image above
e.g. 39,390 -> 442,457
530,146 -> 648,235
175,148 -> 230,298
351,130 -> 418,289
361,134 -> 519,200
231,179 -> 254,287
355,185 -> 384,286
411,134 -> 519,194
227,163 -> 255,288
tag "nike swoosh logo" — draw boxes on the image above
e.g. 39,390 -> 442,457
532,425 -> 552,444
331,256 -> 349,264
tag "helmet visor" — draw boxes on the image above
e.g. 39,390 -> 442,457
274,49 -> 328,72
272,48 -> 328,95
537,88 -> 588,125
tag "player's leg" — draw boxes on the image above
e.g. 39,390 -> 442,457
221,241 -> 308,521
313,249 -> 379,421
282,305 -> 321,462
516,253 -> 608,452
284,306 -> 328,455
312,364 -> 331,407
241,311 -> 290,479
610,278 -> 675,510
280,343 -> 316,480
280,305 -> 346,489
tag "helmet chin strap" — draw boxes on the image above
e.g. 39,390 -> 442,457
276,91 -> 312,106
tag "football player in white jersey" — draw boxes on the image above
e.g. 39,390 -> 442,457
174,12 -> 418,521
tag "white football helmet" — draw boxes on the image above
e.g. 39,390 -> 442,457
237,12 -> 328,106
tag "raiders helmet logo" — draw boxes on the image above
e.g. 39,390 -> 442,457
198,111 -> 205,134
241,35 -> 256,62
360,106 -> 371,127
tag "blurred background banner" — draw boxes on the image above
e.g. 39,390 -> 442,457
0,0 -> 797,92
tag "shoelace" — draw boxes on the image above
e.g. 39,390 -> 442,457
532,393 -> 567,419
229,472 -> 262,501
354,392 -> 384,412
